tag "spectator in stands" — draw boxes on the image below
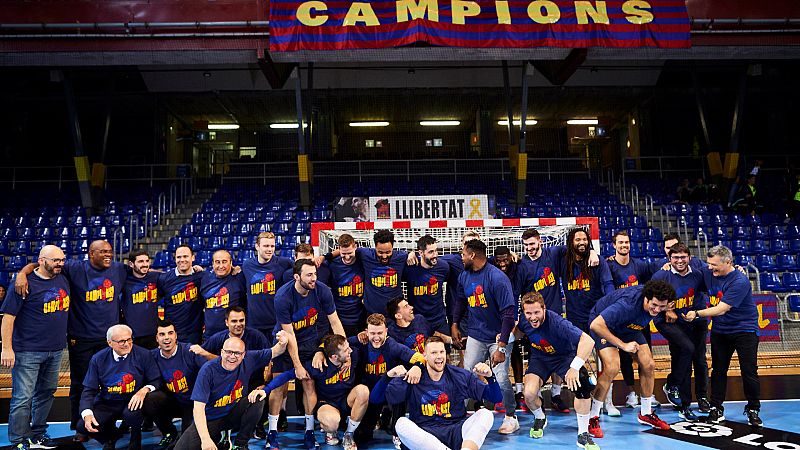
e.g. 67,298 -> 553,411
78,324 -> 160,450
199,250 -> 247,340
123,249 -> 160,350
158,245 -> 205,345
689,178 -> 710,203
15,240 -> 128,439
2,245 -> 70,449
145,319 -> 209,449
452,239 -> 519,435
733,175 -> 760,216
676,179 -> 692,203
324,234 -> 366,337
682,245 -> 763,428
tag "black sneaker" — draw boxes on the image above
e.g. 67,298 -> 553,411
745,408 -> 763,428
141,418 -> 155,433
218,430 -> 232,450
529,416 -> 547,438
707,407 -> 725,423
254,423 -> 267,440
697,397 -> 711,413
278,410 -> 289,432
576,432 -> 600,450
551,395 -> 570,413
679,407 -> 698,422
27,435 -> 58,449
662,384 -> 682,408
156,433 -> 178,450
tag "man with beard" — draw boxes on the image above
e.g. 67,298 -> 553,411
651,243 -> 709,420
451,239 -> 519,435
16,240 -> 128,439
517,292 -> 599,450
325,234 -> 367,337
158,245 -> 205,344
439,231 -> 481,344
200,250 -> 247,340
268,259 -> 346,450
403,235 -> 451,336
146,319 -> 210,449
123,250 -> 161,350
193,307 -> 270,358
386,297 -> 453,353
2,245 -> 70,449
588,280 -> 674,438
384,336 -> 499,450
284,243 -> 333,337
606,230 -> 654,414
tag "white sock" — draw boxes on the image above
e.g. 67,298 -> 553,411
532,407 -> 546,420
346,417 -> 360,434
515,383 -> 523,394
461,408 -> 493,449
395,417 -> 450,450
605,383 -> 613,403
641,396 -> 652,415
305,414 -> 315,431
577,413 -> 590,434
268,414 -> 279,432
590,399 -> 603,418
551,384 -> 562,396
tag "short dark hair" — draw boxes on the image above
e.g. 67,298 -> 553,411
338,233 -> 356,248
293,258 -> 316,275
425,335 -> 446,348
612,230 -> 629,243
322,334 -> 347,358
157,319 -> 175,330
176,244 -> 194,255
494,246 -> 511,257
226,305 -> 246,318
386,297 -> 405,319
373,229 -> 395,245
366,313 -> 386,326
295,243 -> 313,255
417,235 -> 436,251
522,228 -> 540,241
643,280 -> 676,303
663,232 -> 681,244
464,239 -> 487,257
129,248 -> 150,261
668,243 -> 691,257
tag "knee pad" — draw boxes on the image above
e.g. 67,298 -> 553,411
572,367 -> 596,399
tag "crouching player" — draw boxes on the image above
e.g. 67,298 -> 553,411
383,336 -> 500,450
517,292 -> 599,450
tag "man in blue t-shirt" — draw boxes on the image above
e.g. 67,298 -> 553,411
283,243 -> 334,337
16,239 -> 129,435
157,245 -> 205,345
173,331 -> 290,450
386,297 -> 454,354
559,229 -> 615,333
144,319 -> 210,448
403,235 -> 451,335
78,324 -> 161,450
682,245 -> 762,428
385,336 -> 500,450
651,243 -> 709,420
324,234 -> 366,337
452,239 -> 519,435
200,250 -> 247,340
588,281 -> 673,437
516,292 -> 599,450
1,245 -> 70,449
123,249 -> 161,350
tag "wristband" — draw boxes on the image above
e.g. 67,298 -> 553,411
570,356 -> 585,371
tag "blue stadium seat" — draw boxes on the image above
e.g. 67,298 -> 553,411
187,236 -> 204,251
262,212 -> 276,224
2,228 -> 18,240
751,225 -> 767,239
200,224 -> 216,237
196,251 -> 212,267
218,223 -> 232,237
787,225 -> 800,239
15,240 -> 33,256
0,240 -> 10,255
238,249 -> 256,262
92,226 -> 110,240
709,227 -> 727,241
735,255 -> 753,267
166,236 -> 182,252
729,214 -> 745,226
782,272 -> 800,291
630,242 -> 645,258
633,216 -> 647,229
770,239 -> 789,255
8,255 -> 28,271
776,254 -> 798,271
769,225 -> 786,239
745,215 -> 761,226
693,204 -> 708,215
226,236 -> 244,251
89,216 -> 104,227
760,272 -> 785,292
52,216 -> 67,228
732,226 -> 749,239
731,240 -> 749,256
152,251 -> 171,269
755,255 -> 777,272
296,211 -> 311,222
76,226 -> 91,239
57,227 -> 72,239
34,216 -> 50,228
208,236 -> 225,250
791,239 -> 800,253
710,214 -> 728,226
645,241 -> 662,258
748,240 -> 767,256
601,242 -> 615,258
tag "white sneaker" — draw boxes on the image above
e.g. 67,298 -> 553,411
498,415 -> 520,434
324,432 -> 339,446
649,395 -> 661,408
603,400 -> 621,417
625,392 -> 639,408
392,435 -> 402,450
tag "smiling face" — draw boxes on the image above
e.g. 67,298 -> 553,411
495,253 -> 511,273
425,341 -> 447,373
156,324 -> 177,353
421,243 -> 439,267
212,250 -> 232,277
375,242 -> 394,265
174,246 -> 194,274
644,296 -> 669,317
132,254 -> 151,277
108,327 -> 133,357
523,235 -> 542,259
366,323 -> 387,348
340,244 -> 357,265
221,338 -> 245,371
571,231 -> 589,257
226,310 -> 246,337
523,301 -> 546,329
295,263 -> 317,291
256,236 -> 276,262
670,251 -> 690,274
89,241 -> 113,269
707,254 -> 733,277
613,234 -> 630,257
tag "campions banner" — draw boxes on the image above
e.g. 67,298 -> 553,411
269,0 -> 691,51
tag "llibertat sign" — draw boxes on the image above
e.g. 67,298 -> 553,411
269,0 -> 691,51
370,195 -> 492,220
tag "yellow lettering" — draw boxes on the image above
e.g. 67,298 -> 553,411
396,0 -> 439,23
757,304 -> 770,328
527,0 -> 560,24
575,1 -> 609,25
298,1 -> 329,26
344,2 -> 380,26
622,0 -> 653,24
451,0 -> 480,25
495,0 -> 511,24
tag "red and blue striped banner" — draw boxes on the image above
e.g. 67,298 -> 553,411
269,0 -> 690,51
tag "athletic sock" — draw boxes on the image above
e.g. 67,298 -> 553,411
577,413 -> 590,434
641,396 -> 652,415
268,414 -> 279,432
515,383 -> 523,394
532,407 -> 546,420
305,414 -> 315,431
590,399 -> 603,418
551,384 -> 562,396
346,417 -> 360,434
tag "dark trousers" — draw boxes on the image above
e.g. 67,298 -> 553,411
174,397 -> 265,449
657,321 -> 708,404
710,331 -> 760,411
77,400 -> 143,445
68,337 -> 109,429
143,391 -> 194,435
619,327 -> 651,387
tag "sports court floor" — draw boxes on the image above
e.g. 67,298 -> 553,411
2,399 -> 798,449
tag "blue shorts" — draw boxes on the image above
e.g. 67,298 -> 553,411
425,420 -> 466,450
591,330 -> 647,351
525,354 -> 573,381
271,339 -> 320,373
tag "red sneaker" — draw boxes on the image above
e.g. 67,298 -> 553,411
550,395 -> 570,413
637,412 -> 670,430
588,416 -> 604,438
494,403 -> 506,414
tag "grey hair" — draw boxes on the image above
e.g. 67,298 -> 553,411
107,324 -> 133,341
707,245 -> 733,263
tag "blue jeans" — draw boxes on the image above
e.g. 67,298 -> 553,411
463,337 -> 515,416
9,350 -> 64,444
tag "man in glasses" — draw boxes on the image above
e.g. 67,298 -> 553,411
2,245 -> 71,449
174,330 -> 290,450
78,324 -> 160,450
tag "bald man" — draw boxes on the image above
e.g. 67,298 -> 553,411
16,240 -> 129,437
2,246 -> 71,449
199,250 -> 247,340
